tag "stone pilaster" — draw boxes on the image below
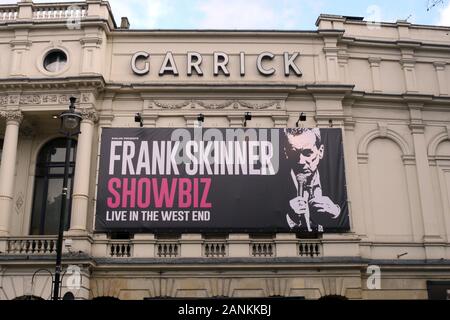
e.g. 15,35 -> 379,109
0,110 -> 23,236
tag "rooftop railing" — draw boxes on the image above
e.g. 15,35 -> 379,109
0,1 -> 115,28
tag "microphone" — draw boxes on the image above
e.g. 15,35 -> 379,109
296,173 -> 312,232
296,173 -> 307,197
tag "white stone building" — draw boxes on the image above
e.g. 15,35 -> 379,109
0,0 -> 449,300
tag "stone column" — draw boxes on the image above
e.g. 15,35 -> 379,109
434,62 -> 448,96
227,115 -> 244,128
0,110 -> 23,236
272,115 -> 289,128
409,104 -> 442,243
343,118 -> 367,238
368,57 -> 382,93
400,46 -> 418,94
68,109 -> 97,234
80,28 -> 103,75
184,115 -> 199,127
142,114 -> 158,128
323,45 -> 339,82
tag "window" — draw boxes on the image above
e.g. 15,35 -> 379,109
427,281 -> 450,300
43,50 -> 67,73
30,138 -> 77,235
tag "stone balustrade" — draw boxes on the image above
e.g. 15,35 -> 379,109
0,1 -> 114,27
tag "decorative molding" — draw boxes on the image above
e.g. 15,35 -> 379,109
0,96 -> 8,106
358,128 -> 413,156
0,77 -> 105,91
80,37 -> 103,47
208,278 -> 232,297
264,278 -> 289,297
400,58 -> 416,68
80,108 -> 99,123
428,129 -> 450,157
8,95 -> 19,105
409,123 -> 425,134
272,115 -> 289,128
81,93 -> 93,103
19,95 -> 41,105
150,100 -> 191,109
377,122 -> 388,137
142,114 -> 158,128
0,94 -> 84,106
90,279 -> 123,299
227,114 -> 245,128
15,193 -> 24,212
98,114 -> 114,126
149,100 -> 281,110
433,61 -> 446,71
368,57 -> 381,66
343,118 -> 356,131
357,153 -> 369,164
58,94 -> 80,105
0,110 -> 23,124
402,154 -> 416,165
9,39 -> 32,49
41,95 -> 58,104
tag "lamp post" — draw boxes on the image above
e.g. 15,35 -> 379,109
53,97 -> 81,301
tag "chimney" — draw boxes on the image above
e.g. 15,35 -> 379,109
120,17 -> 130,29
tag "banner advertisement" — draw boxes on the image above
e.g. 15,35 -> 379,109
95,127 -> 349,233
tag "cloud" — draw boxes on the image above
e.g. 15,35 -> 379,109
106,0 -> 173,29
196,0 -> 304,30
3,0 -> 324,30
438,2 -> 450,26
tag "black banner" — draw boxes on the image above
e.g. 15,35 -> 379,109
95,128 -> 349,233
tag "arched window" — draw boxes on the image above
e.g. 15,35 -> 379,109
30,138 -> 77,235
318,295 -> 348,301
13,295 -> 45,300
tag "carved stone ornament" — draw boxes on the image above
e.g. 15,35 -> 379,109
150,100 -> 281,110
0,96 -> 8,106
81,93 -> 92,103
59,94 -> 81,104
80,108 -> 99,123
19,95 -> 42,105
8,95 -> 19,105
42,95 -> 58,104
1,94 -> 85,106
0,110 -> 23,123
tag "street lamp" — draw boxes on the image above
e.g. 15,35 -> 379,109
53,97 -> 81,301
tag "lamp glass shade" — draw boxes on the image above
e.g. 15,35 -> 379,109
59,111 -> 81,135
63,116 -> 79,130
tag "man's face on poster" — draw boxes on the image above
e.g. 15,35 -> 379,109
285,131 -> 324,178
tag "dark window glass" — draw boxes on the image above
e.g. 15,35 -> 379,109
30,138 -> 77,235
43,50 -> 67,73
427,281 -> 450,300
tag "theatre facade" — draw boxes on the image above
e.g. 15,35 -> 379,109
1,0 -> 450,300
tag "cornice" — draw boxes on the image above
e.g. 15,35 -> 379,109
317,29 -> 345,37
304,84 -> 355,99
0,76 -> 106,91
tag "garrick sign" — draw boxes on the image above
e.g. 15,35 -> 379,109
131,51 -> 302,77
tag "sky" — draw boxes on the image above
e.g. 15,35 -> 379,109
4,0 -> 450,30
